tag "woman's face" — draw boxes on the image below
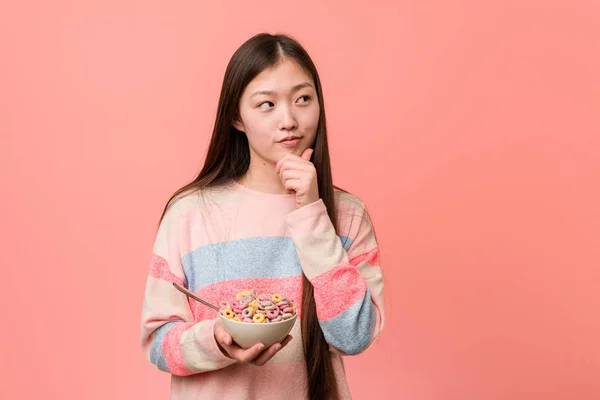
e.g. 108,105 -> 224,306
233,58 -> 320,165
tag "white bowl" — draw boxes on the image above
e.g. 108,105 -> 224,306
220,314 -> 297,349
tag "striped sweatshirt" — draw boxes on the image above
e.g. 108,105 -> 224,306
140,179 -> 385,399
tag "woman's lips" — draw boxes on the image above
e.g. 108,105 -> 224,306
278,138 -> 300,147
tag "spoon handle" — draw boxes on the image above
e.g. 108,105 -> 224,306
172,282 -> 221,312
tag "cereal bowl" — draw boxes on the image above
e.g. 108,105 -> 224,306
220,313 -> 297,349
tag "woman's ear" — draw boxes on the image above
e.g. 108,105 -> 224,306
232,119 -> 245,132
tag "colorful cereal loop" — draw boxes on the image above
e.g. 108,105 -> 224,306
253,313 -> 266,323
272,294 -> 282,303
222,308 -> 235,319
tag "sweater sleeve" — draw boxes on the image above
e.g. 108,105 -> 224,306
284,198 -> 385,355
140,203 -> 237,376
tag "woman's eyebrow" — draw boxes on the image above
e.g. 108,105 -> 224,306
250,82 -> 314,98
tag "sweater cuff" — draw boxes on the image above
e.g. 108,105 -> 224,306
284,199 -> 345,280
283,198 -> 328,227
206,318 -> 238,368
182,318 -> 238,372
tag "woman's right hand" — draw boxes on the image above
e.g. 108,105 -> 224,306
214,319 -> 293,366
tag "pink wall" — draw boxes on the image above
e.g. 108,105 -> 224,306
1,1 -> 598,399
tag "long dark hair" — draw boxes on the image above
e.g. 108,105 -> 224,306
160,33 -> 341,399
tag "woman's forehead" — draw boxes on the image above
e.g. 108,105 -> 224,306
245,59 -> 313,94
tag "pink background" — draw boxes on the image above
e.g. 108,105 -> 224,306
1,1 -> 599,399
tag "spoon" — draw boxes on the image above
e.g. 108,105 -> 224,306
172,282 -> 221,312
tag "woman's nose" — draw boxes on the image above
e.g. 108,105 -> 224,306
278,105 -> 297,131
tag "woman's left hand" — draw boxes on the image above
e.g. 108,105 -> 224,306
276,148 -> 320,209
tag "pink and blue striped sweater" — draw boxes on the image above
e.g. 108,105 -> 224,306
140,179 -> 385,399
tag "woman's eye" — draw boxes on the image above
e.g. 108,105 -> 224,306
258,101 -> 274,109
297,95 -> 311,103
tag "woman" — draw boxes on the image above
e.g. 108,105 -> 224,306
140,32 -> 385,400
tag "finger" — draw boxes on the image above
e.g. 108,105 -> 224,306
276,153 -> 313,174
220,332 -> 232,346
275,154 -> 292,174
228,343 -> 265,364
250,343 -> 282,366
280,157 -> 313,170
274,335 -> 293,352
301,148 -> 314,161
277,158 -> 313,177
282,178 -> 302,192
280,169 -> 305,183
276,155 -> 294,175
281,334 -> 293,347
251,335 -> 294,366
214,322 -> 233,347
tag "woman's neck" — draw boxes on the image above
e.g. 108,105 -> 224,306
237,166 -> 292,195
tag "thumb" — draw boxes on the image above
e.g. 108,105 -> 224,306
301,148 -> 314,161
215,321 -> 232,346
221,331 -> 232,346
220,332 -> 231,346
